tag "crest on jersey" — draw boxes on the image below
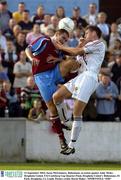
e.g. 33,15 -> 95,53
75,86 -> 78,91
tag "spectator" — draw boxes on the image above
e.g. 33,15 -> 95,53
0,29 -> 7,53
3,18 -> 16,39
68,31 -> 78,47
14,32 -> 27,55
40,14 -> 51,35
12,2 -> 26,23
31,5 -> 45,25
18,10 -> 33,34
0,0 -> 12,32
1,39 -> 18,85
4,83 -> 21,117
109,39 -> 121,56
83,3 -> 98,25
100,56 -> 118,83
97,12 -> 110,44
96,73 -> 119,121
55,6 -> 65,20
83,93 -> 97,121
0,63 -> 9,84
0,44 -> 4,62
116,77 -> 121,120
20,75 -> 40,117
109,22 -> 121,50
104,51 -> 116,72
47,15 -> 59,32
71,6 -> 88,28
28,98 -> 47,123
116,17 -> 121,36
0,81 -> 8,117
12,24 -> 22,40
26,23 -> 42,45
46,28 -> 56,37
111,53 -> 121,84
100,51 -> 109,69
74,27 -> 85,42
107,52 -> 116,69
13,51 -> 32,89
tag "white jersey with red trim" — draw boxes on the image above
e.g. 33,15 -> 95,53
76,40 -> 105,75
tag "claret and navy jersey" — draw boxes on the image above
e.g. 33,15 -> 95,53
28,36 -> 65,102
28,36 -> 64,75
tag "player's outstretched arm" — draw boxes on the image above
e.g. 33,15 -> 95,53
55,42 -> 85,56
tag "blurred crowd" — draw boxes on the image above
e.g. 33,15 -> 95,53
0,0 -> 121,122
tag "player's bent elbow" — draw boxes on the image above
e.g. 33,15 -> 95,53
53,92 -> 60,105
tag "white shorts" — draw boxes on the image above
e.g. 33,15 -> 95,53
64,71 -> 99,103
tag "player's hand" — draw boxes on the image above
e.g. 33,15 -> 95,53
79,37 -> 85,44
78,38 -> 92,47
47,54 -> 61,63
32,58 -> 39,66
47,55 -> 56,63
53,41 -> 63,50
78,38 -> 86,47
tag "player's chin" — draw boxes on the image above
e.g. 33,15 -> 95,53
86,37 -> 91,42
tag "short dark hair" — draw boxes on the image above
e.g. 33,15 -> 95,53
73,6 -> 80,11
85,25 -> 102,38
101,72 -> 111,77
89,3 -> 97,8
0,0 -> 7,5
56,29 -> 69,37
23,9 -> 29,13
19,2 -> 25,5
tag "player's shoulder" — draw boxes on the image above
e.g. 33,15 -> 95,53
31,35 -> 51,44
89,40 -> 104,46
87,40 -> 105,50
98,41 -> 106,51
30,35 -> 52,53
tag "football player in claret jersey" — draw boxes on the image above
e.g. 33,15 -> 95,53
25,29 -> 80,153
53,26 -> 105,155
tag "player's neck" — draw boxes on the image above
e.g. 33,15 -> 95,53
92,37 -> 99,42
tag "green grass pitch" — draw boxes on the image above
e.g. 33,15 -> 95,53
0,162 -> 121,170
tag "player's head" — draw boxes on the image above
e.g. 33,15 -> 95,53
84,25 -> 102,41
55,29 -> 69,44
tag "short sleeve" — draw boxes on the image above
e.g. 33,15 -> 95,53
84,41 -> 102,54
28,36 -> 50,54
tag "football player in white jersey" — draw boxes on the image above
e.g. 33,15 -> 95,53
53,25 -> 106,155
